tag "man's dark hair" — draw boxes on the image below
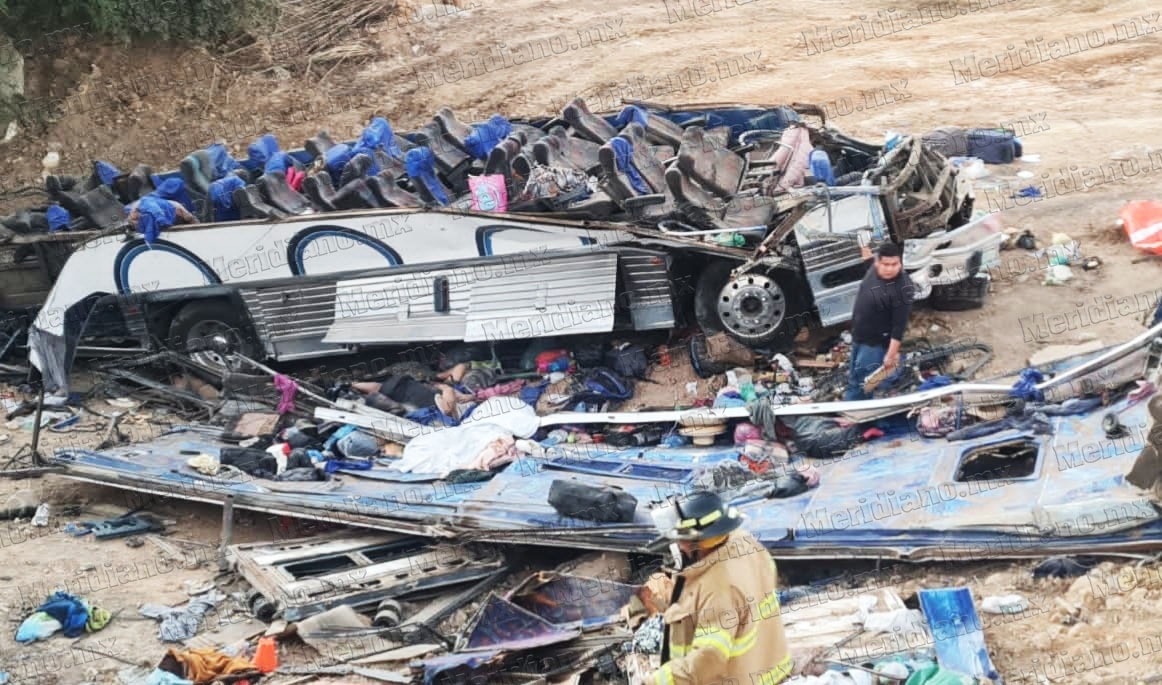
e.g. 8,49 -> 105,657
876,242 -> 902,259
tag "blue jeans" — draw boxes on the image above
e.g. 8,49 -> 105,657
844,343 -> 886,401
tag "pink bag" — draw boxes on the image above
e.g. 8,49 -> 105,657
469,174 -> 508,212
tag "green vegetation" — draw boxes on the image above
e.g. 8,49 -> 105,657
0,0 -> 278,45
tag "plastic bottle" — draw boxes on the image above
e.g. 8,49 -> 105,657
32,503 -> 49,527
809,148 -> 836,186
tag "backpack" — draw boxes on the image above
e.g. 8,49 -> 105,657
548,480 -> 638,523
571,368 -> 634,406
605,343 -> 649,379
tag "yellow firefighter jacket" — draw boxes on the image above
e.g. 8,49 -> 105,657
655,529 -> 792,685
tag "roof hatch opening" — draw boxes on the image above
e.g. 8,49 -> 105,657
955,438 -> 1040,482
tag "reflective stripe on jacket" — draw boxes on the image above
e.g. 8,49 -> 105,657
657,529 -> 791,685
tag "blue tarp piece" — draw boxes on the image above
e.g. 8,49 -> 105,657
245,134 -> 280,172
918,588 -> 1001,681
1010,368 -> 1045,402
150,177 -> 196,213
611,105 -> 649,130
46,204 -> 72,232
208,175 -> 245,223
609,137 -> 649,195
206,142 -> 240,181
93,161 -> 120,187
354,116 -> 403,160
463,115 -> 512,160
324,143 -> 355,182
405,147 -> 449,205
135,195 -> 177,245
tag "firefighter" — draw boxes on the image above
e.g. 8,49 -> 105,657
641,490 -> 792,685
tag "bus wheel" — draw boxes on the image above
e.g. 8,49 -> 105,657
167,299 -> 258,370
695,262 -> 804,350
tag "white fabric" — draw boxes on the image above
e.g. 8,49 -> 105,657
458,396 -> 539,438
394,422 -> 513,477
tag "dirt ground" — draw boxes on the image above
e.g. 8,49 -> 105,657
3,0 -> 1162,681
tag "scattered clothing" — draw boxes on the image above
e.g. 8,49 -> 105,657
16,592 -> 111,642
1035,396 -> 1102,416
1009,368 -> 1045,402
140,589 -> 226,642
219,447 -> 279,478
944,412 -> 1052,442
158,647 -> 256,684
273,374 -> 298,414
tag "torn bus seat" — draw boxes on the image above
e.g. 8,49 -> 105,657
179,149 -> 214,197
233,184 -> 288,220
406,147 -> 454,207
434,106 -> 476,154
208,175 -> 245,223
323,143 -> 355,182
563,97 -> 618,144
665,167 -> 776,229
246,133 -> 281,173
339,152 -> 376,187
354,116 -> 405,161
304,171 -> 380,211
677,126 -> 751,199
617,123 -> 670,193
257,171 -> 315,215
305,130 -> 338,160
534,127 -> 602,174
599,141 -> 675,221
367,171 -> 422,208
413,121 -> 472,182
53,185 -> 126,230
616,105 -> 689,149
373,148 -> 407,179
484,138 -> 524,195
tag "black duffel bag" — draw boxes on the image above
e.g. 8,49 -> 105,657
548,480 -> 638,523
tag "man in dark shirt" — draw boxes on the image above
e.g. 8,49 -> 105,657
845,242 -> 915,401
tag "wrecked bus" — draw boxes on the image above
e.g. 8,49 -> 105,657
22,101 -> 1004,389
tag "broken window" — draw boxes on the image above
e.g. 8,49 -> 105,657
954,438 -> 1040,482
